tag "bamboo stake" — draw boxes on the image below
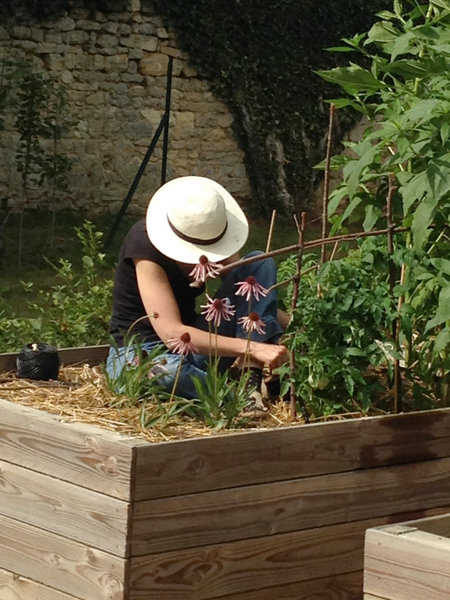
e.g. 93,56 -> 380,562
320,103 -> 335,265
265,209 -> 277,253
289,212 -> 309,423
220,225 -> 409,275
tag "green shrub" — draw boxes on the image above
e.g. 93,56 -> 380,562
0,221 -> 113,352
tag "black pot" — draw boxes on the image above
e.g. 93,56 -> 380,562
16,343 -> 60,381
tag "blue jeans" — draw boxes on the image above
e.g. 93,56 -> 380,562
106,252 -> 283,399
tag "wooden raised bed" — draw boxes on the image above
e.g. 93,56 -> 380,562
364,513 -> 450,600
1,346 -> 450,600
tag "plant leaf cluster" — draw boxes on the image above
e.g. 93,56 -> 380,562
0,221 -> 113,350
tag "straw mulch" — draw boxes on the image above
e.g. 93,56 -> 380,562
0,364 -> 382,443
0,365 -> 315,443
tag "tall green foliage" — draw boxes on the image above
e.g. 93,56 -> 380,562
280,0 -> 449,414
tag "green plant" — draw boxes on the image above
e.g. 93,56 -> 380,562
191,359 -> 252,429
0,221 -> 113,351
313,0 -> 449,406
279,237 -> 397,417
4,58 -> 73,262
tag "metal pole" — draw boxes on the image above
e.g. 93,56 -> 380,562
103,114 -> 167,250
104,57 -> 173,251
161,56 -> 173,186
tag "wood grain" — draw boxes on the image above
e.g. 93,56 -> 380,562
0,459 -> 129,556
133,409 -> 450,500
0,398 -> 135,500
131,457 -> 450,555
215,570 -> 363,600
129,508 -> 449,600
364,526 -> 450,600
0,566 -> 80,600
0,513 -> 126,600
0,345 -> 109,372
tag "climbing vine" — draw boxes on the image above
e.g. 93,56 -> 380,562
148,0 -> 391,214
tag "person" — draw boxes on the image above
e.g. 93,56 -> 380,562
106,175 -> 288,404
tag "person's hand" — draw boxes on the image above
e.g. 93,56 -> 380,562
250,342 -> 288,370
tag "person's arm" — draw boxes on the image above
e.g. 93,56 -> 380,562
135,259 -> 288,369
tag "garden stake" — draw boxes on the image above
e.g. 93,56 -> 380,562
220,225 -> 409,275
289,212 -> 309,423
320,103 -> 335,265
265,209 -> 277,253
385,175 -> 402,411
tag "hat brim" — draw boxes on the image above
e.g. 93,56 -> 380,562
146,177 -> 249,263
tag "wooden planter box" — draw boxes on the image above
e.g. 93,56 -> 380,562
364,513 -> 450,600
1,346 -> 450,600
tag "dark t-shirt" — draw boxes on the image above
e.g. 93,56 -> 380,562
109,219 -> 203,345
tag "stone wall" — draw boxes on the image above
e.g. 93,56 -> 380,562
0,0 -> 250,216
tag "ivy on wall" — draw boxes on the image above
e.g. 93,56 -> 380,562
148,0 -> 391,215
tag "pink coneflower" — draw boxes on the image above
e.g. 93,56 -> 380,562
189,255 -> 223,283
168,332 -> 198,356
201,294 -> 236,327
238,311 -> 266,335
235,276 -> 268,302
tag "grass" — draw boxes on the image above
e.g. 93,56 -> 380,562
0,207 -> 319,315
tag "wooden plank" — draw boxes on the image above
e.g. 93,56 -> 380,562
133,408 -> 450,500
128,508 -> 449,600
0,459 -> 129,556
131,457 -> 450,555
0,566 -> 80,600
0,398 -> 135,500
0,345 -> 109,372
217,570 -> 363,600
364,527 -> 450,600
0,514 -> 126,600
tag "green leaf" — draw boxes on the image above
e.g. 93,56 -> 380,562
430,0 -> 450,9
427,155 -> 450,201
366,22 -> 398,44
399,171 -> 429,214
325,46 -> 355,53
430,258 -> 450,276
425,285 -> 450,331
340,196 -> 362,224
411,197 -> 436,250
382,59 -> 429,78
403,99 -> 443,123
345,347 -> 366,356
441,121 -> 450,145
363,205 -> 382,231
315,64 -> 383,95
376,10 -> 398,20
328,186 -> 348,216
391,31 -> 415,60
433,328 -> 450,358
326,97 -> 367,112
344,144 -> 379,198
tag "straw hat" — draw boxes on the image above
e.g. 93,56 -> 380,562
146,176 -> 249,263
